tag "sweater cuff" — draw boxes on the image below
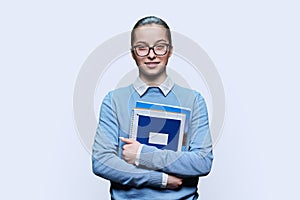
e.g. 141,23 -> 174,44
149,171 -> 163,188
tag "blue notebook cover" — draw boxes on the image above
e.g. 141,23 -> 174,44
135,101 -> 191,151
130,108 -> 186,151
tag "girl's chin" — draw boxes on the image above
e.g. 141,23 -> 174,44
145,64 -> 159,69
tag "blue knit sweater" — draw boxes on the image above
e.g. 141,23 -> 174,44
92,83 -> 213,200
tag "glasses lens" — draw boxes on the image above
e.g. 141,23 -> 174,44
154,44 -> 168,55
135,46 -> 149,56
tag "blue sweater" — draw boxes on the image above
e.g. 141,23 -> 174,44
92,83 -> 213,200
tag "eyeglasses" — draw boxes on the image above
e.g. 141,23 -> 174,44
131,43 -> 171,57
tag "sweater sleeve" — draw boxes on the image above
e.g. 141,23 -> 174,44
92,92 -> 163,188
137,94 -> 213,178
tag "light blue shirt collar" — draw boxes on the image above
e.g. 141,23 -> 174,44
133,76 -> 174,97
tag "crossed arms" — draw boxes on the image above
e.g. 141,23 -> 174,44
92,92 -> 213,189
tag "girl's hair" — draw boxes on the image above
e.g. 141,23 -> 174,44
131,16 -> 172,46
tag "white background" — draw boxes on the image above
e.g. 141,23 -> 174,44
1,0 -> 299,199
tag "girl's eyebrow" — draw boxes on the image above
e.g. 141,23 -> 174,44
154,39 -> 168,44
135,41 -> 148,45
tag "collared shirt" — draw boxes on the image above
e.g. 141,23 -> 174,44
133,76 -> 174,97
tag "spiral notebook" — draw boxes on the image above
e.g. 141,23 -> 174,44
135,101 -> 191,151
130,108 -> 186,151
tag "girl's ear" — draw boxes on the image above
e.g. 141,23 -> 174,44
168,46 -> 173,58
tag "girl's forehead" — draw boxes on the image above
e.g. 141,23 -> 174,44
134,24 -> 167,33
133,24 -> 168,43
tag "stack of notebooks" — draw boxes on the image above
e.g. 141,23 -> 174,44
130,101 -> 191,152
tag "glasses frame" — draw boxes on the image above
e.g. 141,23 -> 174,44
131,43 -> 171,57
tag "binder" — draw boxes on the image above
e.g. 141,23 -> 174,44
130,108 -> 186,152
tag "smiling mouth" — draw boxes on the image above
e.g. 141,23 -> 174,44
145,62 -> 160,68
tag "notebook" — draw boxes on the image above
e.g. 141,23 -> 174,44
130,108 -> 186,151
135,101 -> 191,151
